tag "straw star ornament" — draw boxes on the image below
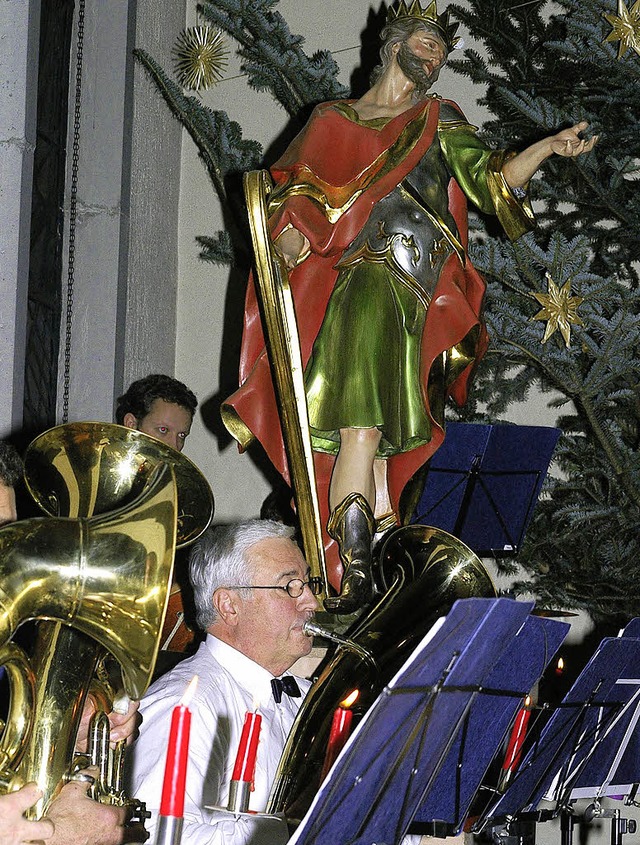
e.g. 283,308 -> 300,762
531,273 -> 583,347
603,0 -> 640,59
173,26 -> 229,91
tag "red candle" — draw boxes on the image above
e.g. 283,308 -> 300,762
501,695 -> 533,775
321,690 -> 358,781
231,711 -> 262,783
159,676 -> 198,817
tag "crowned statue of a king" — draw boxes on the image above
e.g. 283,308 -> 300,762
222,0 -> 596,612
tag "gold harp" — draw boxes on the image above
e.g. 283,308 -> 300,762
243,169 -> 328,595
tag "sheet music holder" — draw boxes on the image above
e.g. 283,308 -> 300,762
476,631 -> 640,830
412,423 -> 560,557
567,619 -> 640,801
287,598 -> 569,845
412,612 -> 567,832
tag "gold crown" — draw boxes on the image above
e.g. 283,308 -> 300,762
387,1 -> 461,52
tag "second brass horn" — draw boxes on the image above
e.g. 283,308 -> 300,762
24,421 -> 214,545
0,463 -> 178,696
0,421 -> 213,817
267,524 -> 497,823
0,460 -> 178,814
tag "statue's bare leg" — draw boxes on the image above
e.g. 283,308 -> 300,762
329,427 -> 381,511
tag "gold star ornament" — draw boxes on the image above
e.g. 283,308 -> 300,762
603,0 -> 640,59
173,26 -> 229,91
531,273 -> 584,347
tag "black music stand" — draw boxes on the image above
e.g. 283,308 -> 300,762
621,618 -> 640,639
411,609 -> 567,833
475,627 -> 640,834
566,619 -> 640,803
287,598 -> 569,845
412,423 -> 560,557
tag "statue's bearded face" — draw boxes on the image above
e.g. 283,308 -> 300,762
397,28 -> 446,97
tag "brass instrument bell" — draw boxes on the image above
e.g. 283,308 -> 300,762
24,421 -> 214,546
0,421 -> 214,816
267,524 -> 497,822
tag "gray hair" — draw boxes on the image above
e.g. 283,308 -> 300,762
189,519 -> 296,631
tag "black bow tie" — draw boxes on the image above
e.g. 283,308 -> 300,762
271,676 -> 301,704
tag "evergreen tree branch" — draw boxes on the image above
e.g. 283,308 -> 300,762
574,392 -> 640,508
135,48 -> 229,199
198,0 -> 346,115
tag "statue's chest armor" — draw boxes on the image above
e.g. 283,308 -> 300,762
339,142 -> 462,295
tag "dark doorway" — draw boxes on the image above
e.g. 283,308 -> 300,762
24,0 -> 75,434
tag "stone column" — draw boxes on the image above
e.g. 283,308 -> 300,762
57,0 -> 186,423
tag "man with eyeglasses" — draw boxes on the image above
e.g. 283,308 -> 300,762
128,520 -> 320,845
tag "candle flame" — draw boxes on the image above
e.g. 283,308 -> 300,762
340,689 -> 359,708
556,657 -> 564,672
181,675 -> 199,707
524,694 -> 532,709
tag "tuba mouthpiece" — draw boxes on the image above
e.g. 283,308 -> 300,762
302,620 -> 378,670
302,620 -> 333,640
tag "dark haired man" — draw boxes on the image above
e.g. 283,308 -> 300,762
223,0 -> 597,612
116,374 -> 197,453
117,374 -> 202,653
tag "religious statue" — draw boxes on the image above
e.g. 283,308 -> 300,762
222,0 -> 596,613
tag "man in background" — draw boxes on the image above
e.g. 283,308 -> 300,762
0,442 -> 22,526
129,519 -> 320,845
116,373 -> 197,453
117,373 -> 204,655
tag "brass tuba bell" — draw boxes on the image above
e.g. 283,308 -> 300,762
0,422 -> 213,817
0,462 -> 178,696
23,421 -> 214,547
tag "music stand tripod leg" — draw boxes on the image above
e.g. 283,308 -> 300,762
560,808 -> 576,845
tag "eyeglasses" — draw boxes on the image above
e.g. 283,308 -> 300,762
226,577 -> 323,598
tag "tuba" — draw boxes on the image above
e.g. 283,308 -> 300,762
23,421 -> 214,548
267,524 -> 497,824
0,422 -> 213,818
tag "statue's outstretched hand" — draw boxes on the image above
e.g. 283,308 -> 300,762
549,121 -> 598,157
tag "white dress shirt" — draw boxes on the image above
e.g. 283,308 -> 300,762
127,635 -> 310,845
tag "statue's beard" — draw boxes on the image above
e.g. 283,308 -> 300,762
396,41 -> 442,100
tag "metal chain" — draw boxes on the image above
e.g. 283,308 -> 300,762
62,0 -> 85,423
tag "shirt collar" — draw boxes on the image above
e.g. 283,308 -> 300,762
205,634 -> 275,707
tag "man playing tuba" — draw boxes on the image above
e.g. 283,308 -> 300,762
223,0 -> 596,612
0,442 -> 144,845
